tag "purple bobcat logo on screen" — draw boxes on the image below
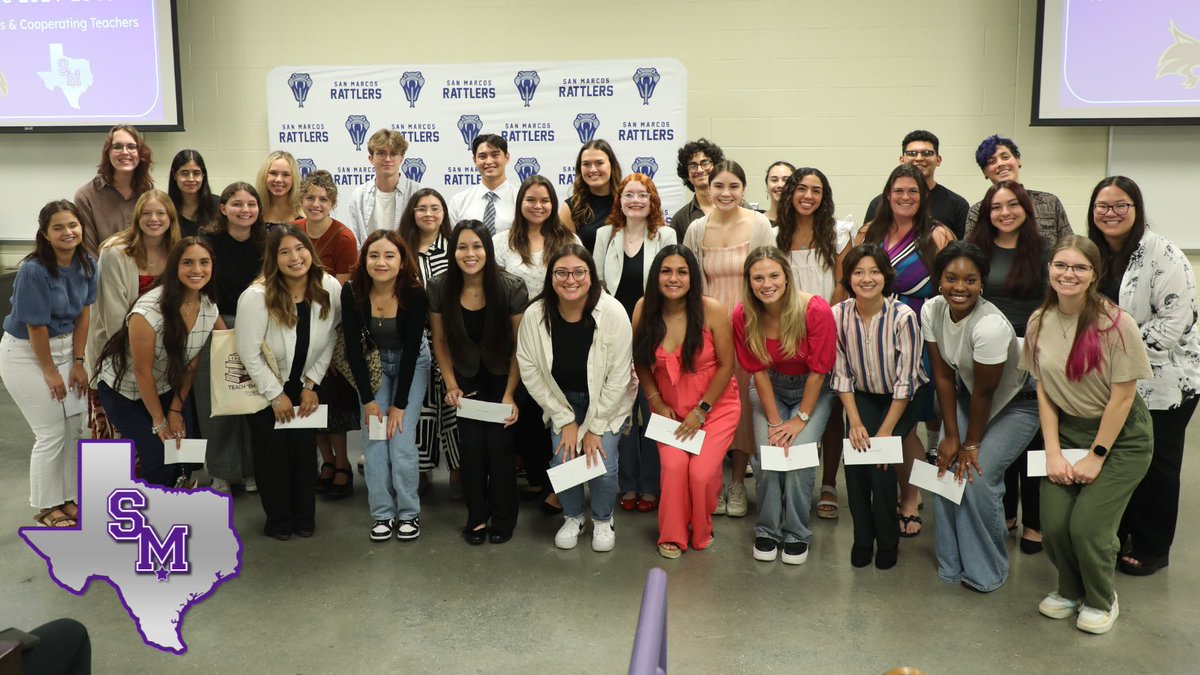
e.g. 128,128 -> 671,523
1157,20 -> 1200,89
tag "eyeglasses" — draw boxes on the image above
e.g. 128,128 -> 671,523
903,149 -> 937,158
175,170 -> 204,180
111,143 -> 139,153
414,206 -> 443,214
552,268 -> 588,281
1050,261 -> 1094,274
371,151 -> 402,160
621,192 -> 651,201
1093,202 -> 1132,216
890,188 -> 920,197
686,159 -> 713,173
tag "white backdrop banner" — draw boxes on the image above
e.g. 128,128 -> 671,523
265,59 -> 688,226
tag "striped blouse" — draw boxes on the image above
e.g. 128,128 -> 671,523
416,235 -> 450,286
831,298 -> 927,399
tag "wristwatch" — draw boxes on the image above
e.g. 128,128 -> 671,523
698,401 -> 713,414
798,411 -> 811,423
1092,445 -> 1109,458
302,379 -> 316,391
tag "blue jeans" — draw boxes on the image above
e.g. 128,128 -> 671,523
934,385 -> 1039,591
549,390 -> 621,521
97,382 -> 199,488
748,371 -> 834,544
362,341 -> 431,521
618,389 -> 660,496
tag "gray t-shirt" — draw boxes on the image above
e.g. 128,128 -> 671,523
922,295 -> 1026,421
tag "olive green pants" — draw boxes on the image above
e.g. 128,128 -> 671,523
1040,396 -> 1152,612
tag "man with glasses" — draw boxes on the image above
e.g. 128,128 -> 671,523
669,138 -> 728,240
347,129 -> 423,246
964,134 -> 1073,243
865,130 -> 970,239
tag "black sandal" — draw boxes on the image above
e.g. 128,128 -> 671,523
315,462 -> 335,494
1117,551 -> 1169,576
898,514 -> 923,538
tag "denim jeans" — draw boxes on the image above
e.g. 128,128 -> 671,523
97,381 -> 199,488
934,385 -> 1039,591
618,389 -> 660,496
362,341 -> 431,521
748,371 -> 834,544
549,390 -> 621,521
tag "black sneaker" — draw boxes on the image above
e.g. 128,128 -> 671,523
370,519 -> 393,542
395,517 -> 420,541
753,536 -> 778,562
781,541 -> 809,565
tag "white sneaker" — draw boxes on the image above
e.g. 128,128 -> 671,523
592,519 -> 615,552
1038,592 -> 1082,619
713,484 -> 727,516
555,515 -> 587,549
1076,595 -> 1119,634
243,477 -> 257,493
726,482 -> 748,517
210,478 -> 231,493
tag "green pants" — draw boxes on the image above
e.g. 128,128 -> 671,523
1040,395 -> 1153,611
845,386 -> 929,552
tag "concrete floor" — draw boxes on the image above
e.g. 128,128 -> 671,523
1,378 -> 1197,674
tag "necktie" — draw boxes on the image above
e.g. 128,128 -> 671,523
483,191 -> 498,235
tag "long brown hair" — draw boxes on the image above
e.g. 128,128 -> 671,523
508,175 -> 576,265
568,139 -> 623,228
201,182 -> 267,248
774,167 -> 838,273
259,225 -> 332,327
349,230 -> 422,309
741,246 -> 809,365
109,190 -> 181,269
1086,175 -> 1147,289
26,200 -> 95,278
862,164 -> 940,271
967,180 -> 1045,295
1024,235 -> 1125,382
98,124 -> 154,194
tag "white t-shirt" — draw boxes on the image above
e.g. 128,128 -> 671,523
371,188 -> 397,234
922,295 -> 1027,421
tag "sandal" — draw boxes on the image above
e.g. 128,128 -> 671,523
658,543 -> 682,559
898,514 -> 923,538
61,500 -> 79,520
816,484 -> 839,519
314,461 -> 335,494
1117,552 -> 1169,577
33,506 -> 76,528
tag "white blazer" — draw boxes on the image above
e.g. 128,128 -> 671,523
591,225 -> 677,294
235,272 -> 343,403
516,293 -> 637,435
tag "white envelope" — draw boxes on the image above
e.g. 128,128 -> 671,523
645,413 -> 705,455
758,443 -> 820,472
1027,449 -> 1090,477
162,439 -> 207,465
368,415 -> 387,440
274,405 -> 329,429
456,398 -> 513,424
57,360 -> 86,417
841,436 -> 904,465
908,459 -> 966,505
546,453 -> 607,494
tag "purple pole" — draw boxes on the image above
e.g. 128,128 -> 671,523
628,567 -> 668,675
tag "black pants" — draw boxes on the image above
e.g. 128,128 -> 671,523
514,383 -> 552,490
247,406 -> 317,536
22,618 -> 90,675
1003,430 -> 1044,531
1119,396 -> 1197,558
457,369 -> 518,535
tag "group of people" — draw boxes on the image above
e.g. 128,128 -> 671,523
3,125 -> 1196,637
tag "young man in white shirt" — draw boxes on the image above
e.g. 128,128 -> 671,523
447,133 -> 518,234
347,129 -> 422,246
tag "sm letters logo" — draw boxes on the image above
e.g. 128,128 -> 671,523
402,158 -> 427,183
288,73 -> 313,108
515,70 -> 540,107
458,115 -> 483,147
401,71 -> 425,108
346,115 -> 371,151
514,157 -> 541,182
573,113 -> 600,143
107,489 -> 190,578
633,67 -> 660,105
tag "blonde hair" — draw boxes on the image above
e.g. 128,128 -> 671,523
255,150 -> 302,220
110,189 -> 181,269
741,246 -> 808,365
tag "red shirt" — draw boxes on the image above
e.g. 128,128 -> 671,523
295,218 -> 359,276
732,296 -> 836,376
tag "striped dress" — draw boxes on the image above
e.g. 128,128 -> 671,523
416,235 -> 460,471
884,227 -> 935,320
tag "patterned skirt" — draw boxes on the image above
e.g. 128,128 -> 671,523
417,357 -> 460,471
